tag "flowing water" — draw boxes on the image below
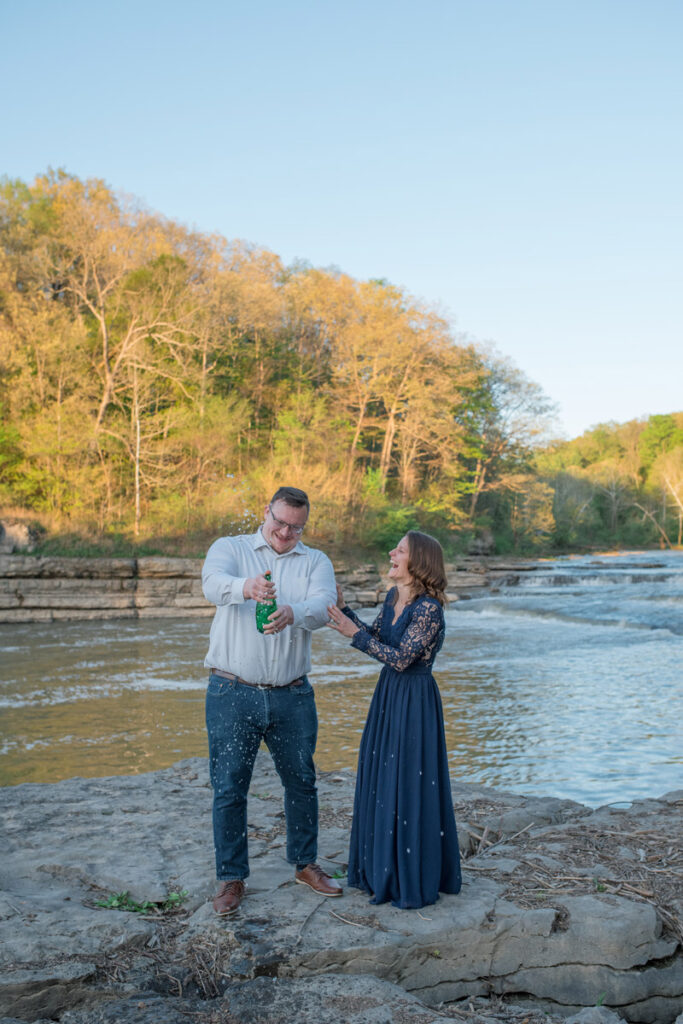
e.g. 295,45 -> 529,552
1,551 -> 681,806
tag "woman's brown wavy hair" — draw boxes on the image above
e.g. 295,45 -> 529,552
406,530 -> 448,606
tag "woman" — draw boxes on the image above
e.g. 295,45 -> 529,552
327,531 -> 461,909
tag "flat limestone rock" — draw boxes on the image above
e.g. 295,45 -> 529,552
0,757 -> 681,1024
0,964 -> 99,1023
136,557 -> 201,577
0,555 -> 551,621
55,975 -> 451,1024
566,1010 -> 626,1024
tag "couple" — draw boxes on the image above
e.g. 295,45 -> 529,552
202,486 -> 461,915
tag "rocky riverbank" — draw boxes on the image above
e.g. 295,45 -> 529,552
1,756 -> 681,1024
0,555 -> 541,623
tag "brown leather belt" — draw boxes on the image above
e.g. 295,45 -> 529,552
209,668 -> 304,689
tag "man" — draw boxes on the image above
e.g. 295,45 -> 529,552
202,485 -> 342,916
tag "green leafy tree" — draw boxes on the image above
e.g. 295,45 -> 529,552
456,349 -> 556,521
639,414 -> 683,474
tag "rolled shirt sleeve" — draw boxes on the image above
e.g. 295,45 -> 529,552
202,538 -> 248,606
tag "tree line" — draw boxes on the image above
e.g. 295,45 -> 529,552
536,414 -> 683,550
0,171 -> 680,554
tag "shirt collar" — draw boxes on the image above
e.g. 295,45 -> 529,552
250,526 -> 305,556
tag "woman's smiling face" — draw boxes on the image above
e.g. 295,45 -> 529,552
388,535 -> 412,585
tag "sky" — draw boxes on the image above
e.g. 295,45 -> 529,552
2,0 -> 682,439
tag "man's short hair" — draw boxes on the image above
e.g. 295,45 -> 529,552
269,486 -> 310,512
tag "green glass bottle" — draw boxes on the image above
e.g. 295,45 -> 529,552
255,571 -> 277,633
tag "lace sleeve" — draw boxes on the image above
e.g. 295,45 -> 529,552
341,605 -> 382,639
351,599 -> 442,671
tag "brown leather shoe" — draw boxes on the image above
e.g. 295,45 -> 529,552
212,879 -> 246,916
295,863 -> 343,897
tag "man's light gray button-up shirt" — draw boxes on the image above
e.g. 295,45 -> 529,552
202,528 -> 336,686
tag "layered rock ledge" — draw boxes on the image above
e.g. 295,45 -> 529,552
1,757 -> 681,1024
0,555 -> 540,623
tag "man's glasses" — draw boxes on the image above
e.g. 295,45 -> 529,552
269,508 -> 305,536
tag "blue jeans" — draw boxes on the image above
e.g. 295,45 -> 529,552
205,674 -> 319,881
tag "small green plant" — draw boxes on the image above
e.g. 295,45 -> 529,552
593,878 -> 607,893
96,891 -> 155,913
430,949 -> 442,958
331,869 -> 346,879
96,889 -> 189,915
596,992 -> 607,1006
162,891 -> 189,911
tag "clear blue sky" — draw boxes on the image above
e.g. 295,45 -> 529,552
3,0 -> 681,439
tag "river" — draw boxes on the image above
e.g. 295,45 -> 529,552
1,550 -> 681,806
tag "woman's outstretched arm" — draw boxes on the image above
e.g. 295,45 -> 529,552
351,599 -> 442,671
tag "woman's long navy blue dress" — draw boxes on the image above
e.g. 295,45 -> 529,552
345,591 -> 462,909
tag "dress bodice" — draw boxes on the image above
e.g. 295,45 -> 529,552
347,590 -> 445,673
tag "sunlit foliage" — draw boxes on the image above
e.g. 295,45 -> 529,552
1,172 -> 679,554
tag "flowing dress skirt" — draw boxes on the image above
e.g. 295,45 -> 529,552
348,664 -> 462,909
